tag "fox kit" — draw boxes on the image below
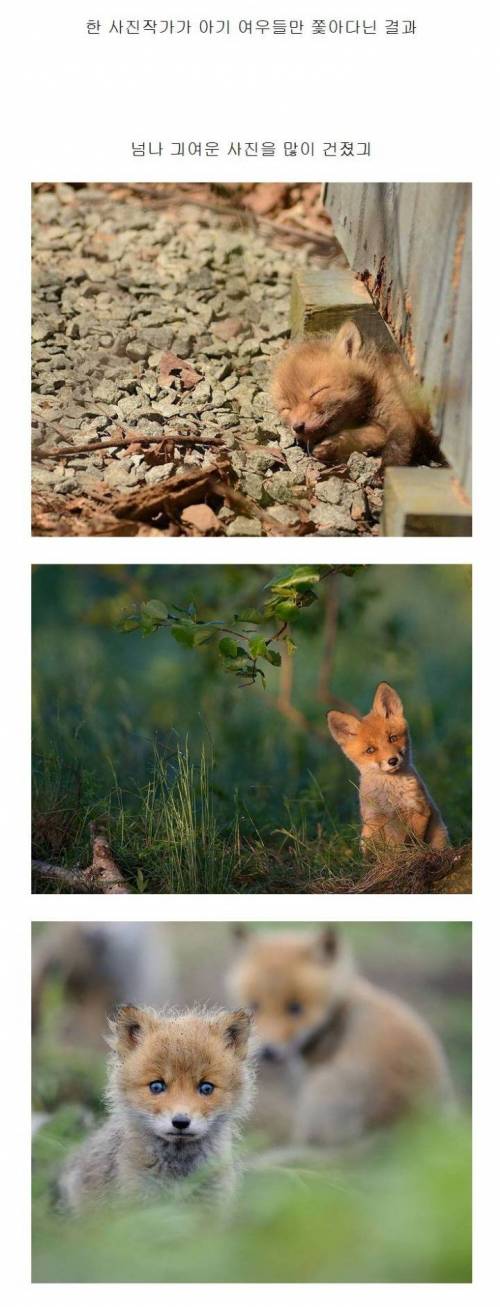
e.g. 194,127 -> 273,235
271,320 -> 441,467
228,928 -> 450,1148
32,924 -> 174,1047
57,1005 -> 253,1211
327,681 -> 449,850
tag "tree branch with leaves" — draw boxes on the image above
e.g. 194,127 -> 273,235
118,564 -> 361,692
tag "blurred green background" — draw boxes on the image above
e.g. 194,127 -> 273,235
32,920 -> 472,1283
32,564 -> 472,891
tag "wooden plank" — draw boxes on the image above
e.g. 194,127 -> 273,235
289,266 -> 399,352
382,467 -> 472,536
322,184 -> 472,497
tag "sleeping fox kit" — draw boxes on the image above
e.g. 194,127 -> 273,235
328,681 -> 449,849
228,928 -> 451,1148
271,320 -> 441,467
57,1005 -> 253,1211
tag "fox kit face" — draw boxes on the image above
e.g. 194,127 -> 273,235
228,929 -> 348,1061
328,683 -> 409,775
271,321 -> 371,445
109,1005 -> 252,1143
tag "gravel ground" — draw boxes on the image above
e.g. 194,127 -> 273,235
32,185 -> 383,536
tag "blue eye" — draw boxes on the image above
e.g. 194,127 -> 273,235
198,1081 -> 215,1096
149,1079 -> 167,1095
286,1001 -> 303,1015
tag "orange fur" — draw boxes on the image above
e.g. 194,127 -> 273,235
271,321 -> 441,467
57,1006 -> 254,1210
228,928 -> 452,1147
327,682 -> 449,848
110,1005 -> 251,1129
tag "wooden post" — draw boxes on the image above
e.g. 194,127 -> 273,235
289,266 -> 399,353
383,468 -> 472,536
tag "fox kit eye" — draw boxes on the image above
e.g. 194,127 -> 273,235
198,1081 -> 215,1096
149,1079 -> 167,1095
286,1000 -> 303,1015
388,734 -> 399,743
310,386 -> 330,399
365,745 -> 376,755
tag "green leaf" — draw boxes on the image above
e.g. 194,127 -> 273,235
218,636 -> 239,659
264,648 -> 281,667
118,614 -> 141,633
286,637 -> 297,655
235,608 -> 265,624
143,600 -> 168,621
248,636 -> 268,659
171,625 -> 196,648
266,566 -> 321,592
268,599 -> 299,622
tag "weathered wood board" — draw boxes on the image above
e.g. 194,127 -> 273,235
383,468 -> 472,536
323,184 -> 472,498
290,266 -> 399,353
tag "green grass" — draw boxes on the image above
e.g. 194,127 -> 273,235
32,564 -> 472,893
32,741 -> 470,893
32,1109 -> 472,1283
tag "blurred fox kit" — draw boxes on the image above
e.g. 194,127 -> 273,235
58,1005 -> 253,1211
271,320 -> 441,467
228,928 -> 451,1148
328,681 -> 449,849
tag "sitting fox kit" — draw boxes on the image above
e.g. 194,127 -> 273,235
271,320 -> 440,467
328,682 -> 448,849
228,928 -> 450,1148
58,1005 -> 253,1211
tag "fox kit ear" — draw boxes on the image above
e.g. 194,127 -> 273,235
231,925 -> 249,947
334,320 -> 363,359
327,709 -> 360,745
108,1004 -> 156,1054
372,682 -> 404,719
213,1009 -> 252,1059
311,927 -> 339,963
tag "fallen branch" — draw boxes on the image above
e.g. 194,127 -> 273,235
33,429 -> 223,460
86,823 -> 129,893
112,461 -> 222,522
32,824 -> 129,894
31,861 -> 87,891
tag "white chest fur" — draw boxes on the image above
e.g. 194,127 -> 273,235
360,767 -> 428,819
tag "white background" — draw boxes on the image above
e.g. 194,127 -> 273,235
1,0 -> 499,1301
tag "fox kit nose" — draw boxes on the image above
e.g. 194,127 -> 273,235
260,1044 -> 280,1063
171,1114 -> 191,1131
388,756 -> 399,767
292,421 -> 305,436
